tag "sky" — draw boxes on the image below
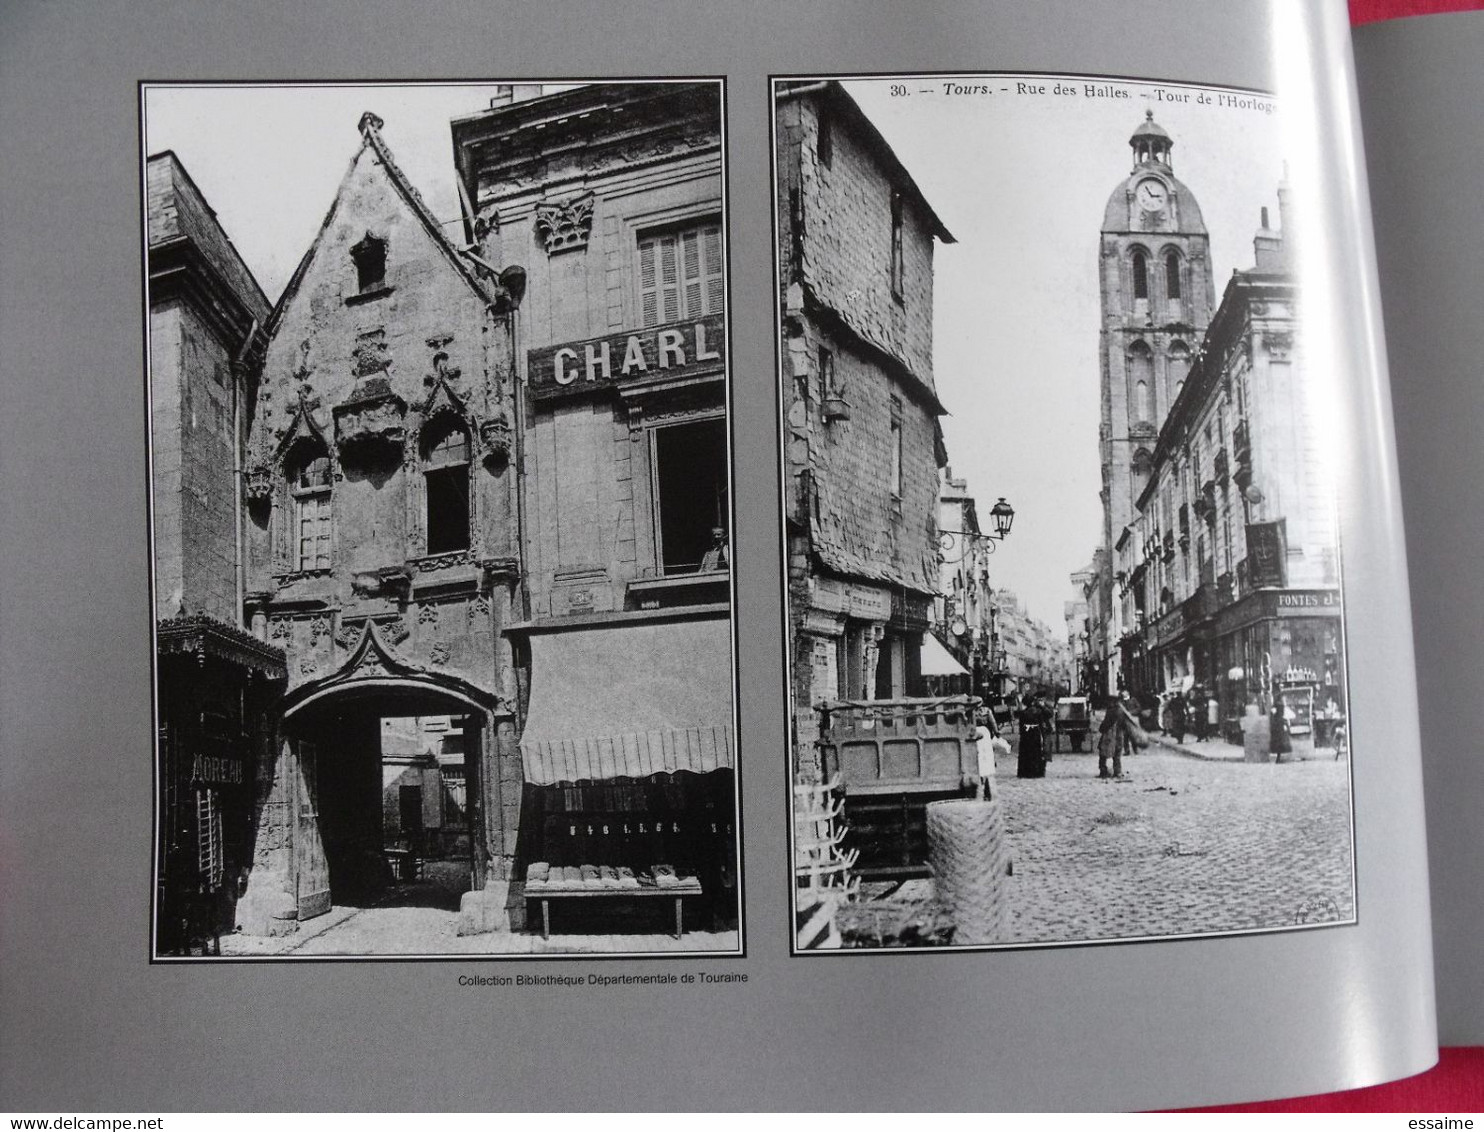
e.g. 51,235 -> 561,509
142,83 -> 578,301
845,76 -> 1287,628
143,79 -> 1287,632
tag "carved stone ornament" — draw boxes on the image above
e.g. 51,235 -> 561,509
334,377 -> 407,466
479,411 -> 512,467
243,463 -> 274,507
473,209 -> 498,243
1264,329 -> 1294,360
534,192 -> 596,254
429,643 -> 451,666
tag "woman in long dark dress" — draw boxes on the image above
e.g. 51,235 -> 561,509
1017,697 -> 1049,778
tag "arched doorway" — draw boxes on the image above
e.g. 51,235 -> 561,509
242,620 -> 514,929
282,682 -> 493,919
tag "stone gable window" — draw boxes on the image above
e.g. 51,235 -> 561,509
423,419 -> 471,555
637,219 -> 724,327
351,233 -> 387,293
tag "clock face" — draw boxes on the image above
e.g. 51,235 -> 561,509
1136,179 -> 1169,213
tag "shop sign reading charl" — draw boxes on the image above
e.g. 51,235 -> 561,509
527,313 -> 725,400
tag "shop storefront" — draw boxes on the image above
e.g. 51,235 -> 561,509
155,615 -> 285,953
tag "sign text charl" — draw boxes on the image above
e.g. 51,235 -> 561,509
528,313 -> 725,400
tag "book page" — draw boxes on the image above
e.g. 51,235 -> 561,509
1354,9 -> 1484,1046
0,0 -> 1437,1112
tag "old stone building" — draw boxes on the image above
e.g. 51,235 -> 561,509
1129,186 -> 1344,732
775,80 -> 954,769
451,82 -> 738,934
147,152 -> 286,951
152,85 -> 736,951
234,111 -> 526,933
1096,112 -> 1217,694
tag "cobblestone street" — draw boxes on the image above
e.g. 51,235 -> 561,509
987,741 -> 1355,944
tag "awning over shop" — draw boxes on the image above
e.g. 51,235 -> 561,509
920,632 -> 970,677
519,615 -> 734,786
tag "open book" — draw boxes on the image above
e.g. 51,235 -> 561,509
0,0 -> 1479,1114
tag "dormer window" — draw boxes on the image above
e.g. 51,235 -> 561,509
351,233 -> 387,293
285,441 -> 332,572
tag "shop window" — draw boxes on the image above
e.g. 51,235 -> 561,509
286,442 -> 331,572
653,417 -> 728,575
638,220 -> 723,327
889,190 -> 905,300
1132,250 -> 1148,300
423,419 -> 471,555
351,233 -> 386,293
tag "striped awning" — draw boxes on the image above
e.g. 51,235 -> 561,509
920,631 -> 970,677
518,615 -> 734,785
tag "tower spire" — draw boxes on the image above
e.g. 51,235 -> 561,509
1130,109 -> 1173,169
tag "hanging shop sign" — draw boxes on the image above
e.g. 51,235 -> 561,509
811,577 -> 892,622
1245,520 -> 1288,589
528,313 -> 725,400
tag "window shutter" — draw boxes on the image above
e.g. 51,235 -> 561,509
658,233 -> 679,323
639,237 -> 659,327
682,229 -> 703,317
704,224 -> 724,315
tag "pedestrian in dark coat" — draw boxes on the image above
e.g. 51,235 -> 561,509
1097,693 -> 1138,778
1191,685 -> 1210,741
1168,691 -> 1188,744
1017,697 -> 1049,778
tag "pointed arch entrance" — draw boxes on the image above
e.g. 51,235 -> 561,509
262,622 -> 513,922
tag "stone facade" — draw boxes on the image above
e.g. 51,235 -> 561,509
452,83 -> 738,933
776,81 -> 953,771
236,112 -> 526,929
1127,186 -> 1345,732
147,153 -> 286,952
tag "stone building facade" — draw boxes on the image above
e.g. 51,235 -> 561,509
776,80 -> 954,771
234,112 -> 525,932
1128,187 -> 1344,729
147,152 -> 286,951
1096,112 -> 1217,693
452,82 -> 738,932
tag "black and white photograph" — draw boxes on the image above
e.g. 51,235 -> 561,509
145,79 -> 740,958
778,75 -> 1357,950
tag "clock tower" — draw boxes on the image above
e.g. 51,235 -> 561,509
1096,111 -> 1215,682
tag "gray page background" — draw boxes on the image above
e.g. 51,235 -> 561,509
1354,10 -> 1484,1047
0,0 -> 1437,1111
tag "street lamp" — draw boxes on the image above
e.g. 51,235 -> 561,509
938,497 -> 1015,562
989,497 -> 1015,540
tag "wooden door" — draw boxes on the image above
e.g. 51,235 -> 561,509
294,737 -> 331,919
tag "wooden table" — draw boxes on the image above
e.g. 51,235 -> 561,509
525,874 -> 704,940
